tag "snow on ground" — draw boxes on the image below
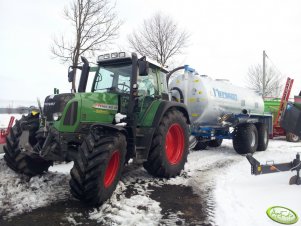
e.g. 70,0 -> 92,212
214,139 -> 301,226
87,166 -> 178,225
0,114 -> 22,128
0,139 -> 300,225
0,157 -> 71,219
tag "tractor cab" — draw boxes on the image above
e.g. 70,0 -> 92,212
66,52 -> 170,127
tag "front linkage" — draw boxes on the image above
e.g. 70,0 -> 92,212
246,153 -> 301,185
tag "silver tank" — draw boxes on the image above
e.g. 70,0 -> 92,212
169,71 -> 264,125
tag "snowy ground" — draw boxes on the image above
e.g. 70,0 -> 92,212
0,114 -> 22,129
214,139 -> 301,226
0,139 -> 300,225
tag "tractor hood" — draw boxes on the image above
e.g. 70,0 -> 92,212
44,93 -> 75,121
79,92 -> 119,124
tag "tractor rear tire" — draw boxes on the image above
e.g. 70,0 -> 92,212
233,123 -> 258,154
4,114 -> 52,176
193,141 -> 208,150
286,132 -> 300,142
69,131 -> 126,206
207,139 -> 223,148
255,123 -> 269,151
143,110 -> 189,178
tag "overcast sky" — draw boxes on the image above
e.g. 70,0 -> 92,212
1,0 -> 301,104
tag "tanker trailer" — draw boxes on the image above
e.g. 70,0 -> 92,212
168,65 -> 273,154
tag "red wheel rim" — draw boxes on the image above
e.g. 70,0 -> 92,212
165,123 -> 185,165
103,151 -> 120,188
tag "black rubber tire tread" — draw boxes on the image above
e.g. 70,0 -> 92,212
69,131 -> 126,206
193,141 -> 208,150
255,123 -> 269,151
143,109 -> 189,178
286,132 -> 300,142
232,123 -> 258,154
207,139 -> 223,148
3,114 -> 52,176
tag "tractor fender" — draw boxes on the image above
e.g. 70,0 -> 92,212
152,101 -> 190,128
90,123 -> 128,136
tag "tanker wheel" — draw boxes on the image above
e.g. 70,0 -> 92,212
193,141 -> 208,150
286,132 -> 300,142
207,139 -> 223,148
233,123 -> 258,154
143,109 -> 189,178
69,131 -> 126,206
4,114 -> 52,176
255,123 -> 269,151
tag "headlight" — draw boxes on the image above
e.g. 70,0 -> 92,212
53,112 -> 62,121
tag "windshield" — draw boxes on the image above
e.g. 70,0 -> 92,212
93,64 -> 131,93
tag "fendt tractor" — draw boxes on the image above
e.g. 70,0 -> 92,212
4,52 -> 190,206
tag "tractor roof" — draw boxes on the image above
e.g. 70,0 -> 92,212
97,52 -> 168,73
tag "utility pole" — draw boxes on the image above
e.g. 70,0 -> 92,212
263,50 -> 266,98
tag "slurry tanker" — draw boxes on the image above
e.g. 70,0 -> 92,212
168,66 -> 272,154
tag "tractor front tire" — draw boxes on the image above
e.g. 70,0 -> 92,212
233,123 -> 258,154
255,123 -> 269,151
207,139 -> 223,148
286,132 -> 300,142
4,114 -> 52,176
69,131 -> 126,206
143,110 -> 189,178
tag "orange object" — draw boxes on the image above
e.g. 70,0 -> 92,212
0,116 -> 15,144
270,165 -> 277,171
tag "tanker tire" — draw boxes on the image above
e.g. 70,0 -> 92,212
69,131 -> 126,206
255,123 -> 269,151
233,123 -> 258,154
143,110 -> 189,178
3,114 -> 52,176
193,141 -> 208,150
286,132 -> 300,142
207,139 -> 223,148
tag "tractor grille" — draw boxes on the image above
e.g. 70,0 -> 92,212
44,94 -> 74,121
63,101 -> 78,126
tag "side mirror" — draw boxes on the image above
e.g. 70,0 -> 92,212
68,68 -> 74,83
138,60 -> 149,76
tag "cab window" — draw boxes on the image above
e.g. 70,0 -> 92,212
93,64 -> 131,93
138,67 -> 159,96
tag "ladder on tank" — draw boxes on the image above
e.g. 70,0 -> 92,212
274,77 -> 294,127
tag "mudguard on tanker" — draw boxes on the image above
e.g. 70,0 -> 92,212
169,66 -> 272,154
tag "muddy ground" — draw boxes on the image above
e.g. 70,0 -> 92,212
0,184 -> 210,226
0,162 -> 219,226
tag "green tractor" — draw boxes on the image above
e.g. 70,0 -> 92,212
3,52 -> 190,206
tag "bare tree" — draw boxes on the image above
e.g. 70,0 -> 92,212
51,0 -> 122,91
245,64 -> 284,98
128,13 -> 189,67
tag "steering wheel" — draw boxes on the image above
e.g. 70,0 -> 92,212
118,83 -> 130,92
